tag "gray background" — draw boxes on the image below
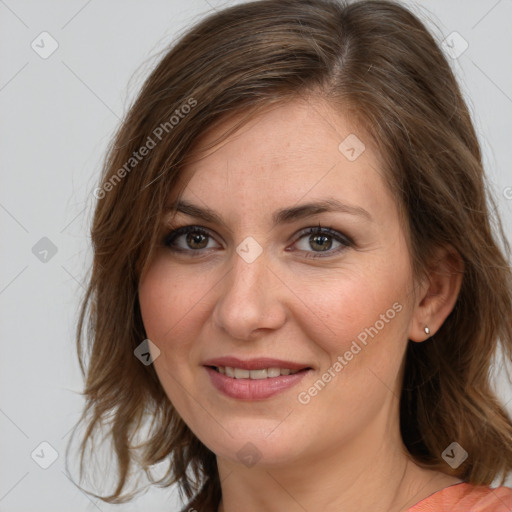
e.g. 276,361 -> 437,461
1,0 -> 511,510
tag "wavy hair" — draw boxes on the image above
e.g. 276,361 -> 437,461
70,0 -> 512,510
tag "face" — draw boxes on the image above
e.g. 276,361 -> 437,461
138,97 -> 419,468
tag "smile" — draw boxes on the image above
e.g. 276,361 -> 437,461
204,365 -> 311,400
213,366 -> 301,379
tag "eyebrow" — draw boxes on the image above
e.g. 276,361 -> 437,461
164,197 -> 372,229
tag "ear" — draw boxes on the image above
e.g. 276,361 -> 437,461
408,245 -> 464,343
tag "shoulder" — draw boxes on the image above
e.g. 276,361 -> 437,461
408,482 -> 512,512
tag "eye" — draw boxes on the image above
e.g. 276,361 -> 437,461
291,225 -> 353,259
163,225 -> 220,255
162,224 -> 353,259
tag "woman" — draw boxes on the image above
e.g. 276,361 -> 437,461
71,0 -> 512,511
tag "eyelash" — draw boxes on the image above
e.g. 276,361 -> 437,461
162,224 -> 354,259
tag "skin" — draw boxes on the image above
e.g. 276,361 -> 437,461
138,96 -> 464,512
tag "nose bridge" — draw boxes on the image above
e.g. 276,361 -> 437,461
213,239 -> 284,339
226,239 -> 268,302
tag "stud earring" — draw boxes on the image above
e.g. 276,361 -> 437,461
424,326 -> 430,335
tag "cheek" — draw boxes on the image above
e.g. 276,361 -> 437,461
138,261 -> 204,421
294,262 -> 410,360
297,275 -> 411,421
291,273 -> 410,426
138,256 -> 215,386
139,257 -> 202,342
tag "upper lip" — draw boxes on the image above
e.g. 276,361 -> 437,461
202,356 -> 312,371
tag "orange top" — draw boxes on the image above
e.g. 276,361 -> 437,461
407,482 -> 512,512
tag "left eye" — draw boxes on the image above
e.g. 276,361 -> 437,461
291,226 -> 353,259
162,225 -> 353,258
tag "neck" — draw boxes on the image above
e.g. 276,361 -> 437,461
216,419 -> 445,512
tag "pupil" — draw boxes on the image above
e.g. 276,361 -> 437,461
188,232 -> 207,249
311,234 -> 331,251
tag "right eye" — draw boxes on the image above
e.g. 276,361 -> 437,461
163,225 -> 221,255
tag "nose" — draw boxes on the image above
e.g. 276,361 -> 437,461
212,246 -> 287,341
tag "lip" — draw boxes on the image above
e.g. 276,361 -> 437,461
202,356 -> 312,371
204,366 -> 311,400
202,356 -> 313,401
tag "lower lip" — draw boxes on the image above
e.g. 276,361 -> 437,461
205,366 -> 310,400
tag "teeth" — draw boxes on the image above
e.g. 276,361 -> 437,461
234,368 -> 250,379
249,369 -> 268,380
216,366 -> 301,378
267,367 -> 281,377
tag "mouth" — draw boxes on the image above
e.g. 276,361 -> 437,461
202,357 -> 313,400
208,366 -> 308,379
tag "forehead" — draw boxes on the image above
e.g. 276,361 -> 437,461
170,97 -> 395,226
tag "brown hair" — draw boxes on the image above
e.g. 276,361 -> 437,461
70,0 -> 512,510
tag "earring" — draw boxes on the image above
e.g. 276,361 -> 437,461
424,326 -> 430,335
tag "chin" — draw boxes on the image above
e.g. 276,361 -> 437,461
195,419 -> 307,468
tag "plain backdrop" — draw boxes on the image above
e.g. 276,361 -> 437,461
1,0 -> 512,510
